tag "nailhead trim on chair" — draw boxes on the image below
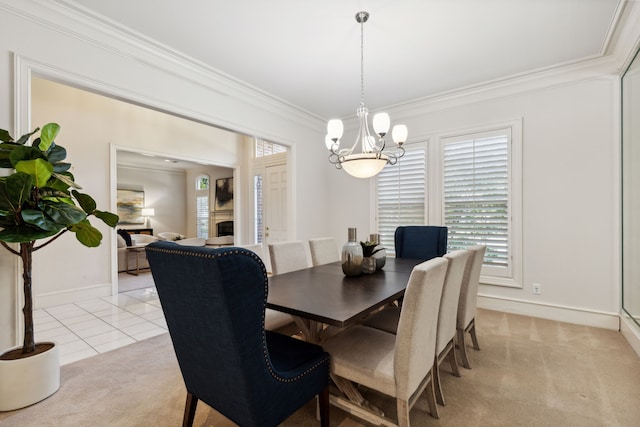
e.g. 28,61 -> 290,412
146,245 -> 330,383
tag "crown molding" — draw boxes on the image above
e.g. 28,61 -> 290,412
384,1 -> 640,119
0,0 -> 324,136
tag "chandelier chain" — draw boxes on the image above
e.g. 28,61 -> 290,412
360,14 -> 365,105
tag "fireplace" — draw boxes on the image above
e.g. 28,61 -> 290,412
217,220 -> 234,237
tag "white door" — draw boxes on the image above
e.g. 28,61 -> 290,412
264,164 -> 288,245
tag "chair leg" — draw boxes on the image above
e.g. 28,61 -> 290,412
447,343 -> 461,378
319,386 -> 330,427
469,319 -> 480,350
433,359 -> 445,406
457,328 -> 471,369
182,392 -> 198,427
396,398 -> 410,427
424,372 -> 439,419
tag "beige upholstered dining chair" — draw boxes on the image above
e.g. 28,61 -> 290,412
322,257 -> 449,424
238,244 -> 264,259
457,245 -> 487,369
432,249 -> 470,405
362,250 -> 471,406
268,240 -> 311,275
308,237 -> 340,266
239,244 -> 293,332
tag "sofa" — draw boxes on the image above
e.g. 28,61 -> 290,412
157,232 -> 186,241
117,233 -> 158,272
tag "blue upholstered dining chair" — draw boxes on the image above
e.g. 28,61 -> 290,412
145,241 -> 330,427
394,226 -> 448,260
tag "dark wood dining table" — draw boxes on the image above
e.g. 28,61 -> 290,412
267,257 -> 421,343
266,257 -> 423,421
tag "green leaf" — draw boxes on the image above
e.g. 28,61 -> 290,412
0,225 -> 59,243
39,188 -> 71,199
52,162 -> 71,173
51,172 -> 81,189
15,158 -> 53,188
15,127 -> 40,146
69,219 -> 102,247
70,190 -> 89,207
21,209 -> 67,232
71,190 -> 96,213
94,210 -> 119,227
9,145 -> 47,166
46,174 -> 73,192
47,145 -> 67,163
0,129 -> 13,142
42,201 -> 86,226
0,143 -> 21,168
6,172 -> 32,208
38,123 -> 60,152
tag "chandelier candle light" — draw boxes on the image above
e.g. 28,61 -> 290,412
325,11 -> 407,179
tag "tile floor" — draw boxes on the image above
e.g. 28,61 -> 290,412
33,285 -> 167,366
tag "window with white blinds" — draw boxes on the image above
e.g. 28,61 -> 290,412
443,128 -> 511,278
196,196 -> 209,239
376,145 -> 426,256
256,140 -> 287,157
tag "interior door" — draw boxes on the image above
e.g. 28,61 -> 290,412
264,164 -> 288,245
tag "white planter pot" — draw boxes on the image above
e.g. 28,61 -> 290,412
0,342 -> 60,412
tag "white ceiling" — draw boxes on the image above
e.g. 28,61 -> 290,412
62,0 -> 622,119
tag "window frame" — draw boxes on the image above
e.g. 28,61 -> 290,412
373,118 -> 522,288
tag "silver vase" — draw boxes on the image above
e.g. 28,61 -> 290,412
342,228 -> 363,276
369,233 -> 386,270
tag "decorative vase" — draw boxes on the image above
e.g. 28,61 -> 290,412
342,228 -> 363,276
0,342 -> 60,411
369,233 -> 387,271
362,257 -> 377,274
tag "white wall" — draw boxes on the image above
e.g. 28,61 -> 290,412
327,76 -> 621,329
0,3 -> 327,350
0,1 -> 636,352
117,166 -> 188,236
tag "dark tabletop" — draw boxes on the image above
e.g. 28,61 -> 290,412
266,257 -> 422,327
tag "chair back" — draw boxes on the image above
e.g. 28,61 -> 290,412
268,240 -> 311,275
394,257 -> 448,400
457,245 -> 486,329
175,237 -> 206,246
145,243 -> 282,424
394,226 -> 448,260
309,237 -> 340,266
239,244 -> 264,260
206,235 -> 235,246
437,250 -> 471,354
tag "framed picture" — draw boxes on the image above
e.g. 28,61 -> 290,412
215,177 -> 234,211
117,189 -> 145,224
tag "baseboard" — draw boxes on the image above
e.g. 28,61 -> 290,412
477,294 -> 620,330
35,283 -> 113,309
621,315 -> 640,359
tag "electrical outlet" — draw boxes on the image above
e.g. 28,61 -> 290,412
532,283 -> 542,295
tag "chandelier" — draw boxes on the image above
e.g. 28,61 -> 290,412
325,11 -> 407,179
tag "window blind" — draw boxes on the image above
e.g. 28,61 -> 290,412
196,196 -> 209,239
443,130 -> 510,275
256,140 -> 287,157
376,146 -> 426,256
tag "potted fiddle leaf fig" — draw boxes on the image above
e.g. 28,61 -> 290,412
0,123 -> 118,411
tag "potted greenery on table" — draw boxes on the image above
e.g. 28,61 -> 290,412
0,123 -> 118,411
360,239 -> 386,274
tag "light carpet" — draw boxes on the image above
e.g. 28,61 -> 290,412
1,309 -> 639,426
